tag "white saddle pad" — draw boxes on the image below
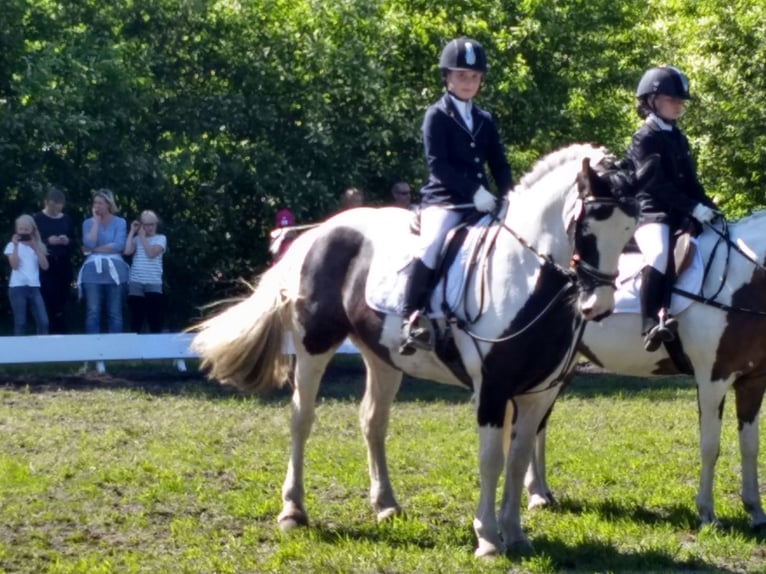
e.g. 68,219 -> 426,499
613,239 -> 703,315
365,215 -> 495,317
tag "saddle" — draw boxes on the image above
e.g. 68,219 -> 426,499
365,209 -> 500,320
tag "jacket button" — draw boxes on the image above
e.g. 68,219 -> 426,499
470,142 -> 476,148
474,157 -> 480,163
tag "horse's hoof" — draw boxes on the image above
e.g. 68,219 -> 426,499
505,539 -> 533,556
474,540 -> 502,558
278,513 -> 309,531
527,493 -> 552,510
376,506 -> 401,522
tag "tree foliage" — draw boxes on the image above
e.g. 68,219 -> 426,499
0,0 -> 764,329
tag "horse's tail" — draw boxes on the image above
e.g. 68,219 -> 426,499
191,264 -> 291,394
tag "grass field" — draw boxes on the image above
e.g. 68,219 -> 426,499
1,358 -> 764,573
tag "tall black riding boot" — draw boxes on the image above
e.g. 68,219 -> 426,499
399,258 -> 435,355
639,266 -> 678,352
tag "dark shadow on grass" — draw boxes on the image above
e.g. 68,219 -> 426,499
0,355 -> 472,404
290,515 -> 737,573
540,494 -> 766,544
0,357 -> 699,404
565,370 -> 696,399
525,536 -> 735,573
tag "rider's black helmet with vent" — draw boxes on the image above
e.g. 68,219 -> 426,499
439,37 -> 487,75
635,66 -> 691,100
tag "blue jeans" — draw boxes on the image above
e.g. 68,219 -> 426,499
83,282 -> 125,334
8,286 -> 49,335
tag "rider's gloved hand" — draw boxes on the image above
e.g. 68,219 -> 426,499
691,203 -> 718,224
473,186 -> 497,213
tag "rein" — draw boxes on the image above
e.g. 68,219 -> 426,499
673,217 -> 766,316
441,194 -> 622,345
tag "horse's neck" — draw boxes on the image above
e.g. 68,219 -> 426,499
504,185 -> 572,266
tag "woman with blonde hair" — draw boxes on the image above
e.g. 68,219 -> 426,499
4,214 -> 49,334
78,189 -> 129,373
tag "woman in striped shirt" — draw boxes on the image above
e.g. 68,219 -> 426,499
124,210 -> 166,333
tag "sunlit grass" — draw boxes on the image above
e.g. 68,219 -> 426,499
0,361 -> 763,573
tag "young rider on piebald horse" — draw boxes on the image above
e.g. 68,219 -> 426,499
627,65 -> 720,352
399,37 -> 513,355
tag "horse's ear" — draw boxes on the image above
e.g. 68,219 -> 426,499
577,157 -> 593,197
563,185 -> 584,233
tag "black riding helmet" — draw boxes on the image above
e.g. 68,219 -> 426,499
635,66 -> 691,100
439,37 -> 487,75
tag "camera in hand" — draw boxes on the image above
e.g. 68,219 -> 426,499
18,233 -> 32,241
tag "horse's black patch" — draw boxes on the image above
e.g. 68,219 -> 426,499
297,226 -> 366,354
477,265 -> 579,427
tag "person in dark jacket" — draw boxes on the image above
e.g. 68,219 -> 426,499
399,36 -> 512,355
33,186 -> 76,334
627,65 -> 719,352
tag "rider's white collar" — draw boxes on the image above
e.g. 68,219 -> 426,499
448,94 -> 473,125
648,113 -> 674,131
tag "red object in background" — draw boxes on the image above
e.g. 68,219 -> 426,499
269,208 -> 298,264
275,208 -> 295,228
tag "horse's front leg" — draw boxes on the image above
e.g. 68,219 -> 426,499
358,351 -> 403,521
499,389 -> 560,552
734,378 -> 766,529
474,424 -> 506,557
278,351 -> 331,530
696,379 -> 728,527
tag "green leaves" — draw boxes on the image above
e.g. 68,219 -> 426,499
1,0 -> 764,328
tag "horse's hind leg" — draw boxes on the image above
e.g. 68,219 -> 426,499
358,347 -> 404,521
278,347 -> 334,530
734,377 -> 766,529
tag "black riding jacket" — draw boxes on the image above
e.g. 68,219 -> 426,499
627,118 -> 716,228
419,94 -> 512,206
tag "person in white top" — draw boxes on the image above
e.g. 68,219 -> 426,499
124,210 -> 167,333
4,214 -> 50,334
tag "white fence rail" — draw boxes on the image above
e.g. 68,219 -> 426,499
0,333 -> 359,365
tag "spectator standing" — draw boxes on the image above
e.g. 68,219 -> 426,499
124,210 -> 166,333
390,181 -> 414,210
339,187 -> 364,210
33,186 -> 76,333
78,189 -> 129,374
4,214 -> 49,335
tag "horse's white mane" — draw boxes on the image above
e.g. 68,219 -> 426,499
513,143 -> 607,195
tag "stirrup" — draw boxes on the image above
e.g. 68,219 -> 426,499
643,321 -> 677,352
643,326 -> 664,352
399,311 -> 433,355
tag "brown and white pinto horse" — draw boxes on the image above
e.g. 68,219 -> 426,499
526,211 -> 766,531
191,144 -> 638,556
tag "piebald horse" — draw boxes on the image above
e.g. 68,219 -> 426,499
526,212 -> 766,531
192,144 -> 638,555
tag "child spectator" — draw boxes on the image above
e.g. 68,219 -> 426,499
4,214 -> 50,335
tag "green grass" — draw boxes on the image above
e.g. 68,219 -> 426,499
1,358 -> 764,573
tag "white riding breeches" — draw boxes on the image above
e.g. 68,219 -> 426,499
634,222 -> 670,272
416,205 -> 464,269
